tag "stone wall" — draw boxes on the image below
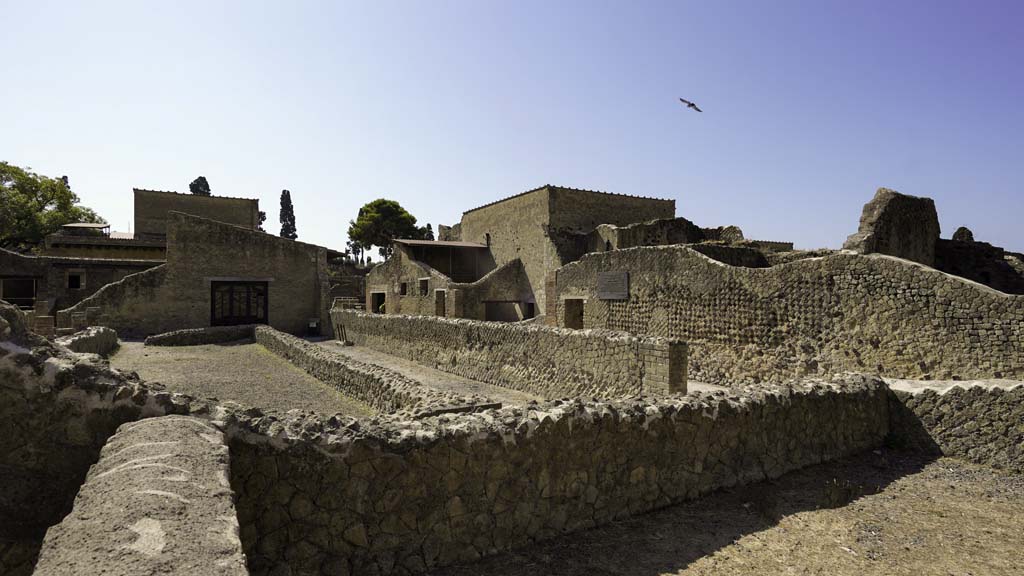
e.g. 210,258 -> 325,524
229,374 -> 890,576
332,309 -> 687,398
888,382 -> 1024,474
33,416 -> 247,576
134,188 -> 260,237
460,187 -> 555,313
364,245 -> 454,316
59,212 -> 331,338
843,187 -> 941,266
144,325 -> 257,347
55,326 -> 119,356
448,260 -> 533,321
254,326 -> 492,416
552,245 -> 1024,384
934,238 -> 1024,295
0,247 -> 159,316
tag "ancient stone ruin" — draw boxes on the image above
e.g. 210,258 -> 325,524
1,183 -> 1022,576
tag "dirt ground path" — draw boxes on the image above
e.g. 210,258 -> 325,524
429,451 -> 1024,576
316,340 -> 543,407
112,341 -> 373,418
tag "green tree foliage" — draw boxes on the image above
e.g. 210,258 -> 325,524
279,189 -> 298,239
0,162 -> 105,250
189,176 -> 211,196
347,199 -> 424,259
257,210 -> 267,232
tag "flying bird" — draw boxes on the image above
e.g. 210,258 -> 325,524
679,97 -> 702,112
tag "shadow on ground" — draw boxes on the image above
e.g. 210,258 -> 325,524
427,449 -> 941,576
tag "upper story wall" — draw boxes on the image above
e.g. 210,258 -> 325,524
552,245 -> 1024,384
460,187 -> 551,309
134,188 -> 260,238
547,186 -> 675,231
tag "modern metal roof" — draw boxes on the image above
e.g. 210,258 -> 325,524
394,239 -> 488,249
61,222 -> 109,228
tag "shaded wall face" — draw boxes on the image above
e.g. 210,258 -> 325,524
460,189 -> 555,313
553,246 -> 1024,384
134,190 -> 259,237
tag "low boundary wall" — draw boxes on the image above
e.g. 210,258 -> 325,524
145,325 -> 256,347
888,382 -> 1024,474
331,309 -> 687,398
229,375 -> 890,575
254,326 -> 494,417
33,416 -> 247,575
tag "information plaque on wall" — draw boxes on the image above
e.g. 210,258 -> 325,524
597,271 -> 629,300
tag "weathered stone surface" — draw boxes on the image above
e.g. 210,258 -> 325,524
843,187 -> 940,265
553,245 -> 1024,384
145,325 -> 256,347
55,326 -> 119,356
33,416 -> 247,575
255,325 -> 493,416
332,309 -> 687,398
952,226 -> 975,243
888,382 -> 1024,473
229,374 -> 891,576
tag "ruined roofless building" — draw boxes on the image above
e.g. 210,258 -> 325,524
365,185 -> 675,320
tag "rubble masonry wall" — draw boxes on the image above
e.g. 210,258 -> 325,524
553,246 -> 1024,384
229,376 -> 890,576
331,309 -> 687,398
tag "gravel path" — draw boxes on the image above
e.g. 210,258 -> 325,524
428,451 -> 1024,576
317,340 -> 542,407
112,341 -> 373,418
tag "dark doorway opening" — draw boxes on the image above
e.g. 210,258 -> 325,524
434,290 -> 446,317
563,298 -> 585,329
210,281 -> 268,326
370,292 -> 386,314
1,278 -> 36,309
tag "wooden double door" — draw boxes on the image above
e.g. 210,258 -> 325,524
211,281 -> 268,326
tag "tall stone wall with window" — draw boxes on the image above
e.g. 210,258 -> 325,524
58,212 -> 330,337
552,245 -> 1024,385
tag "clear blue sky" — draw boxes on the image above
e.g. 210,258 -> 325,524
2,0 -> 1021,251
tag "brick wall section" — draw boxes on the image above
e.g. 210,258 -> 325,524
58,212 -> 331,337
229,374 -> 890,576
332,309 -> 687,398
553,245 -> 1024,384
33,416 -> 247,576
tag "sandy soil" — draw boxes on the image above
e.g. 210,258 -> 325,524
111,341 -> 373,418
429,451 -> 1024,576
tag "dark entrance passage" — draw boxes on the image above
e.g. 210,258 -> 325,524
1,278 -> 37,309
210,281 -> 268,326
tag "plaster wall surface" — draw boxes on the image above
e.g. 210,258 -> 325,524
32,416 -> 247,576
